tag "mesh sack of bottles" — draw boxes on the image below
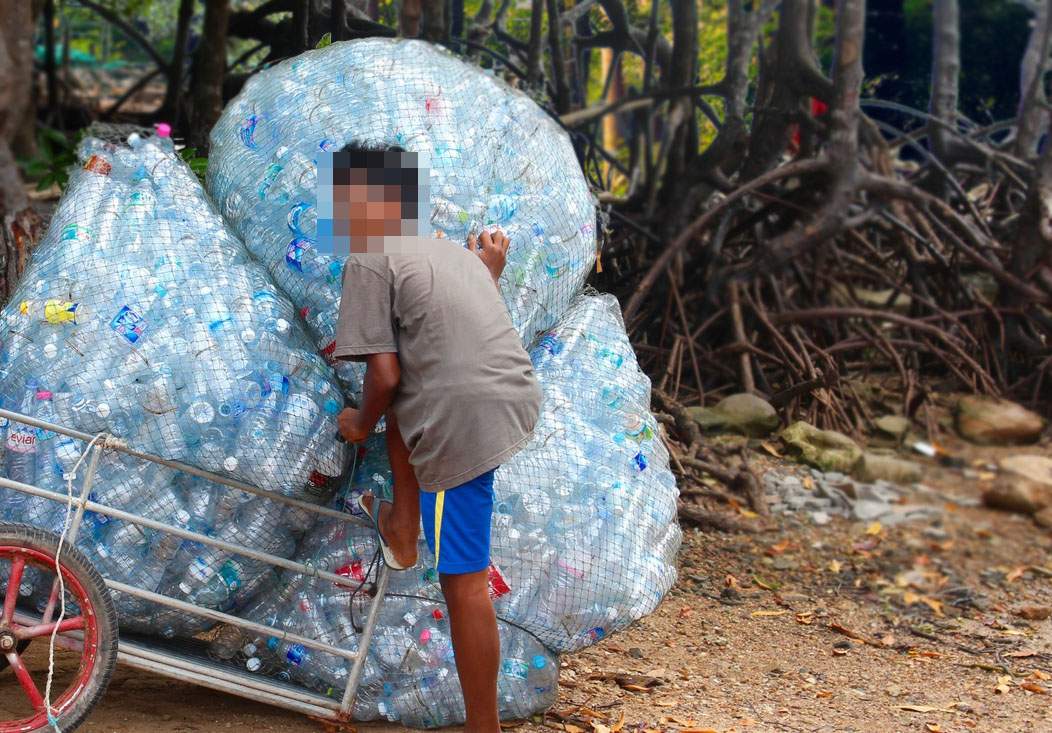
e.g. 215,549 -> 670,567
0,133 -> 348,636
212,293 -> 679,725
206,37 -> 598,397
199,36 -> 680,726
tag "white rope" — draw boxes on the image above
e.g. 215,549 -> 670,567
44,432 -> 106,733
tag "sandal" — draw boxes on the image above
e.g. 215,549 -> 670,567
357,494 -> 412,571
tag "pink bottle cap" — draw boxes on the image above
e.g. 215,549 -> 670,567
36,390 -> 52,400
154,122 -> 172,138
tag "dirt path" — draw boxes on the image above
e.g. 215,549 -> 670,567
7,452 -> 1052,733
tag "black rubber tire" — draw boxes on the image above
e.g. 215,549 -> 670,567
0,522 -> 118,732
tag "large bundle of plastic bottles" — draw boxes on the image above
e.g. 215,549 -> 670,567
207,38 -> 597,395
214,293 -> 678,725
0,133 -> 346,635
201,37 -> 679,725
0,36 -> 680,728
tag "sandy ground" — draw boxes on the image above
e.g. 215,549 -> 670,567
3,446 -> 1051,733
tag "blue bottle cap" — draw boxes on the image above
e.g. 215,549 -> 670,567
323,398 -> 341,415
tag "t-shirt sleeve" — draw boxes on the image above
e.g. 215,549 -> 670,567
332,260 -> 398,360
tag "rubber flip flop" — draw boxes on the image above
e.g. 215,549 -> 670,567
357,494 -> 411,571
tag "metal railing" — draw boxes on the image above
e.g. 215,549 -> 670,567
0,406 -> 389,721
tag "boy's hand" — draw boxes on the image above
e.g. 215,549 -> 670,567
469,229 -> 510,284
338,407 -> 370,443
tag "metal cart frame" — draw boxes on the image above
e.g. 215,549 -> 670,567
0,405 -> 390,723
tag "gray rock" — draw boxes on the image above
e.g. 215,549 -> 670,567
687,393 -> 780,438
854,452 -> 923,485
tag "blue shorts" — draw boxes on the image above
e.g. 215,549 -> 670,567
419,469 -> 495,575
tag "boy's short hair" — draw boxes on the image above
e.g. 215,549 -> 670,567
334,142 -> 420,220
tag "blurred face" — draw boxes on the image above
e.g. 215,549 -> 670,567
332,171 -> 406,252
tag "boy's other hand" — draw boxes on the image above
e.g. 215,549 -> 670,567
468,229 -> 510,284
338,407 -> 370,443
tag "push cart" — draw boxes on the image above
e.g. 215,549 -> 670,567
0,405 -> 390,732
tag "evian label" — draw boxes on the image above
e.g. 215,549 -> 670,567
487,563 -> 511,600
6,429 -> 37,454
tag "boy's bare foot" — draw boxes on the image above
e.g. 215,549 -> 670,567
360,493 -> 419,568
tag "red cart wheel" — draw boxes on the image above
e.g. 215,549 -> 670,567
0,523 -> 117,732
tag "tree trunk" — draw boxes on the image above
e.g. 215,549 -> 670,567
1,0 -> 37,158
526,0 -> 545,86
293,0 -> 310,50
1014,0 -> 1052,160
190,0 -> 231,152
546,0 -> 570,113
927,0 -> 962,164
1011,120 -> 1052,307
742,0 -> 831,180
161,0 -> 196,128
332,0 -> 348,41
44,0 -> 58,127
401,0 -> 422,37
421,0 -> 447,43
0,4 -> 44,304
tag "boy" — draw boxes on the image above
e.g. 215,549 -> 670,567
329,143 -> 542,732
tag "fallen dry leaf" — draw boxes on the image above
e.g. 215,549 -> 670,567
816,690 -> 833,698
1005,566 -> 1028,583
766,539 -> 793,556
828,559 -> 843,573
926,724 -> 942,732
995,675 -> 1013,694
760,441 -> 782,458
795,611 -> 815,625
866,521 -> 883,536
1020,682 -> 1048,695
1029,670 -> 1051,681
751,609 -> 789,618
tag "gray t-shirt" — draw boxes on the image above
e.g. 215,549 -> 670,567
333,238 -> 542,492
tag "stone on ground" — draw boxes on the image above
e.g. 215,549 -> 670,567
855,452 -> 923,485
981,455 -> 1052,514
780,421 -> 863,473
687,393 -> 779,438
954,396 -> 1044,445
873,415 -> 910,440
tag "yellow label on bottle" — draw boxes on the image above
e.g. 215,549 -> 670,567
42,299 -> 78,324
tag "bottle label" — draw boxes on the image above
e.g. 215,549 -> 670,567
83,154 -> 112,176
6,429 -> 37,453
500,659 -> 529,680
286,644 -> 306,666
219,560 -> 243,591
334,560 -> 366,584
189,556 -> 213,582
110,305 -> 146,344
487,564 -> 511,600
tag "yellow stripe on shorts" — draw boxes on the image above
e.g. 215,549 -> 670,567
433,490 -> 446,567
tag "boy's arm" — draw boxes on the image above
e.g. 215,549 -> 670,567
338,352 -> 401,443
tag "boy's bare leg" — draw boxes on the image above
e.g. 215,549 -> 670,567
440,569 -> 501,732
361,410 -> 419,568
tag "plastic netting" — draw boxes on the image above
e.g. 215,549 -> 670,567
0,133 -> 346,635
206,37 -> 598,396
210,293 -> 677,724
0,36 -> 680,729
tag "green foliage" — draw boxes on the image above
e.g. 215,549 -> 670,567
179,146 -> 209,183
19,127 -> 79,192
315,32 -> 333,49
